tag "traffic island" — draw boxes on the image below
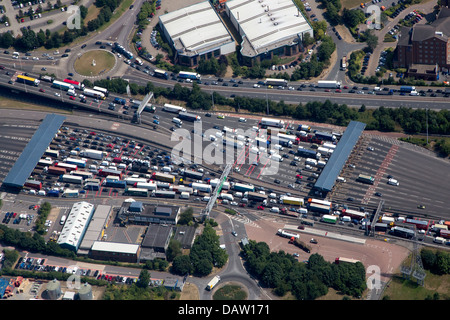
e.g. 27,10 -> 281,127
74,50 -> 116,77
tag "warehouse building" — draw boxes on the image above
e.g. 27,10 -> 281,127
139,224 -> 173,261
89,241 -> 140,263
158,1 -> 235,66
225,0 -> 313,65
77,205 -> 113,255
57,201 -> 95,252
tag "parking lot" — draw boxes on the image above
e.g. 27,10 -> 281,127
1,107 -> 449,249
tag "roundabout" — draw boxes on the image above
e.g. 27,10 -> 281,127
73,50 -> 116,77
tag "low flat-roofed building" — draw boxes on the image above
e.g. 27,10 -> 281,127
77,205 -> 112,255
172,226 -> 196,249
89,241 -> 140,263
142,224 -> 173,252
406,63 -> 439,81
226,0 -> 313,65
159,1 -> 235,66
118,201 -> 180,225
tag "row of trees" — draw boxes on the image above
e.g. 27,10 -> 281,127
242,240 -> 367,299
0,224 -> 76,259
85,78 -> 450,138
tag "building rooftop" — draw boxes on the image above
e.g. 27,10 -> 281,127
57,202 -> 95,250
2,114 -> 66,189
91,241 -> 140,255
226,0 -> 312,57
313,121 -> 366,193
141,224 -> 173,249
78,205 -> 112,255
159,1 -> 234,56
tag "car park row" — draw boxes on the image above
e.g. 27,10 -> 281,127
15,256 -> 138,284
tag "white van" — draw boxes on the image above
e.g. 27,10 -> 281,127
202,196 -> 211,202
388,178 -> 399,186
38,190 -> 46,196
342,216 -> 351,222
298,208 -> 308,215
172,117 -> 182,125
67,89 -> 76,96
433,237 -> 446,244
161,166 -> 171,172
270,207 -> 280,213
337,176 -> 347,183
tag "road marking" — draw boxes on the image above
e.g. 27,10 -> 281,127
111,122 -> 120,130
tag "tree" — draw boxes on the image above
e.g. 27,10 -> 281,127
364,30 -> 379,52
172,255 -> 193,275
342,8 -> 365,28
178,207 -> 194,225
317,36 -> 336,63
166,239 -> 182,262
137,269 -> 150,289
302,32 -> 314,47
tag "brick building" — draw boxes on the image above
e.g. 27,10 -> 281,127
394,8 -> 450,80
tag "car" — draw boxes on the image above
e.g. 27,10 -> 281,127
54,92 -> 61,97
257,206 -> 265,210
375,192 -> 383,197
39,88 -> 45,92
153,119 -> 159,124
310,238 -> 318,244
217,115 -> 225,119
69,96 -> 75,100
81,44 -> 87,49
205,113 -> 212,117
274,179 -> 280,184
347,197 -> 355,201
417,204 -> 425,209
68,72 -> 74,76
367,146 -> 374,151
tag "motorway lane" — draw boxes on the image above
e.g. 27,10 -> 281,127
2,52 -> 450,111
122,69 -> 450,110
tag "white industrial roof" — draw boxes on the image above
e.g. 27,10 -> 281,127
227,0 -> 313,57
57,201 -> 95,249
159,1 -> 233,55
91,241 -> 140,255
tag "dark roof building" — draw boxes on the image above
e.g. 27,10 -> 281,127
118,201 -> 180,225
394,7 -> 450,76
313,121 -> 366,194
2,114 -> 66,189
140,224 -> 173,261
